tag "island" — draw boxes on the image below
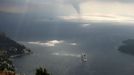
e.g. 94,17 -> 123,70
118,39 -> 134,56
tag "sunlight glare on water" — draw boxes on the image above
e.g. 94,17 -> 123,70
52,52 -> 81,58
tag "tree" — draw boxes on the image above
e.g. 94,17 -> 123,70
35,67 -> 50,75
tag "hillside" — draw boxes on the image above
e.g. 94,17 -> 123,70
0,32 -> 31,57
0,32 -> 31,72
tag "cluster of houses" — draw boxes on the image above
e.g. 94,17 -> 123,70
0,71 -> 15,75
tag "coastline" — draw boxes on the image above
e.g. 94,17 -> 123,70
10,50 -> 32,58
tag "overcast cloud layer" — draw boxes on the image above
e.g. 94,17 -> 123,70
0,0 -> 134,23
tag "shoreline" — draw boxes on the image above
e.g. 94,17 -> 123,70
10,51 -> 33,58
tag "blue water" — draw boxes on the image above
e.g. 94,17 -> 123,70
13,23 -> 134,75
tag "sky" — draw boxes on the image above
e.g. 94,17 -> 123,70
0,0 -> 134,23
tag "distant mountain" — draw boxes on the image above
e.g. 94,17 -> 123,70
118,39 -> 134,56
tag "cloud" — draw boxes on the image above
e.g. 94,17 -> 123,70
71,2 -> 80,14
0,0 -> 90,14
59,14 -> 134,23
1,0 -> 134,23
91,0 -> 134,3
28,40 -> 64,47
0,0 -> 37,13
28,40 -> 78,47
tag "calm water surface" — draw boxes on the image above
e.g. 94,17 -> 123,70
13,24 -> 134,75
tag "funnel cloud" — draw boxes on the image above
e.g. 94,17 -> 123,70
71,2 -> 80,14
65,0 -> 89,14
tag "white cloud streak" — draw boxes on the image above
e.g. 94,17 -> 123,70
28,40 -> 64,47
28,40 -> 77,47
59,14 -> 134,23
